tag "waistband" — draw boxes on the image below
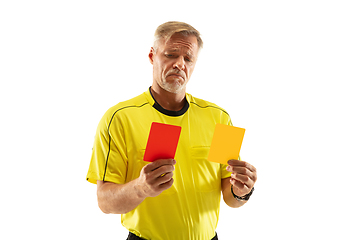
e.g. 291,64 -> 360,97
127,232 -> 218,240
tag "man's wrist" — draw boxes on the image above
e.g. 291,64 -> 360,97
133,179 -> 147,199
231,185 -> 254,201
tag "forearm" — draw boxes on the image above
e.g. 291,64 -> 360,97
97,159 -> 175,214
97,180 -> 145,214
221,178 -> 247,208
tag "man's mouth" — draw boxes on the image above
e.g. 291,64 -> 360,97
169,74 -> 183,78
166,72 -> 185,80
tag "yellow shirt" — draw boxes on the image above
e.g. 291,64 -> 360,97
87,88 -> 232,240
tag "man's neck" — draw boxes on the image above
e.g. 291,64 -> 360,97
150,85 -> 186,112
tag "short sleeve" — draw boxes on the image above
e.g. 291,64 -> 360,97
220,163 -> 232,179
86,108 -> 128,184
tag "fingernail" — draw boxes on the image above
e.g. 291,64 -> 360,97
226,166 -> 230,171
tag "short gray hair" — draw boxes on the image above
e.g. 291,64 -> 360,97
153,21 -> 203,52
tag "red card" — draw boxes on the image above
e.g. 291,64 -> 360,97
143,122 -> 182,162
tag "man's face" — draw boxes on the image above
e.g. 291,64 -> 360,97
149,33 -> 199,94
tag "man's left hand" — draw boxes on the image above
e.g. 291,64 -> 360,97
226,160 -> 257,197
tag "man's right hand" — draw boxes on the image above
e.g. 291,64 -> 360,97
97,159 -> 176,214
136,159 -> 176,198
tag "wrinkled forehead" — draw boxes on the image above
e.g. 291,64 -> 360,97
161,34 -> 199,54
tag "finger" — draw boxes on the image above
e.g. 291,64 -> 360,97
155,171 -> 174,185
158,177 -> 174,191
230,178 -> 246,189
230,167 -> 257,182
231,179 -> 251,196
227,160 -> 257,173
231,173 -> 253,188
143,159 -> 176,173
152,164 -> 175,179
228,166 -> 252,175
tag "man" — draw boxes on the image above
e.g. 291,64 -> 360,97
86,21 -> 257,240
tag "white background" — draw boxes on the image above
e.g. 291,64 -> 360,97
1,0 -> 359,239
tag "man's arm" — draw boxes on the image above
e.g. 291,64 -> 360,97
221,160 -> 257,208
97,159 -> 176,214
221,177 -> 247,208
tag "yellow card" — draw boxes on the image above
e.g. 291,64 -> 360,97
207,124 -> 245,165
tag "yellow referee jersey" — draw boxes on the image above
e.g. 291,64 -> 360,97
86,88 -> 233,240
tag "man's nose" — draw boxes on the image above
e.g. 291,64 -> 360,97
173,57 -> 185,71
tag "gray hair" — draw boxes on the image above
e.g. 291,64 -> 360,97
153,21 -> 203,52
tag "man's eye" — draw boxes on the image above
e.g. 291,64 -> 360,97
165,54 -> 173,57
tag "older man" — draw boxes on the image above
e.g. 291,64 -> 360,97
86,21 -> 257,240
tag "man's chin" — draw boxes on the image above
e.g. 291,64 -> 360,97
161,83 -> 185,94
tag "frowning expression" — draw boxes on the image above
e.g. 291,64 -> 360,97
149,33 -> 199,94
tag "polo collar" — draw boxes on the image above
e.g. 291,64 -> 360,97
146,87 -> 189,117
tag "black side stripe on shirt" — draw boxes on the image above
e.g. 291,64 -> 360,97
189,101 -> 230,117
103,102 -> 149,182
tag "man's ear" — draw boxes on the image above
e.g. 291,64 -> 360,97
148,47 -> 155,65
